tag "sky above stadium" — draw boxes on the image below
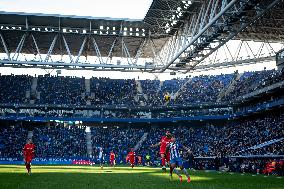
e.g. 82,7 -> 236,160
0,0 -> 153,20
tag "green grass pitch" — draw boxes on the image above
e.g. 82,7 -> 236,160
0,165 -> 283,189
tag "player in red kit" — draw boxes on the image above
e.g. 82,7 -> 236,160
151,131 -> 173,172
23,138 -> 35,175
109,151 -> 116,167
126,148 -> 136,169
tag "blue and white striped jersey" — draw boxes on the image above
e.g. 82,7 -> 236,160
98,148 -> 104,159
169,142 -> 183,160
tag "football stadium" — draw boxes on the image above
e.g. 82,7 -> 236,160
0,0 -> 283,188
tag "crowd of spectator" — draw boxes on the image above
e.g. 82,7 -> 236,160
0,68 -> 282,106
90,78 -> 139,106
175,74 -> 233,104
36,76 -> 86,105
0,75 -> 32,104
137,113 -> 284,161
0,112 -> 282,160
223,68 -> 284,101
0,124 -> 87,158
193,158 -> 284,176
139,80 -> 161,106
0,114 -> 284,157
32,125 -> 87,158
0,124 -> 28,157
0,112 -> 283,176
92,127 -> 146,163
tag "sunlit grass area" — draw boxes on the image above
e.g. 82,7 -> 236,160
0,165 -> 283,189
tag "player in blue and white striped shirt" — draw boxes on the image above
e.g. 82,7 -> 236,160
167,138 -> 192,183
98,147 -> 104,169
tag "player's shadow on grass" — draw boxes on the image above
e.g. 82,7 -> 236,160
0,172 -> 217,189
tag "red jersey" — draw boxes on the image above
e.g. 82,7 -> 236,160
127,151 -> 136,161
110,152 -> 115,160
160,136 -> 172,153
23,143 -> 35,157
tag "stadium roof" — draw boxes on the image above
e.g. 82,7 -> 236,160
236,2 -> 284,42
143,0 -> 284,41
0,0 -> 284,73
144,0 -> 202,35
0,11 -> 170,58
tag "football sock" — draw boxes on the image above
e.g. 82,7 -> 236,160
173,168 -> 181,177
25,163 -> 29,171
182,169 -> 190,178
161,158 -> 166,166
170,167 -> 173,176
26,163 -> 31,172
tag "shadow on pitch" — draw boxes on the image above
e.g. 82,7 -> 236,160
0,166 -> 283,189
